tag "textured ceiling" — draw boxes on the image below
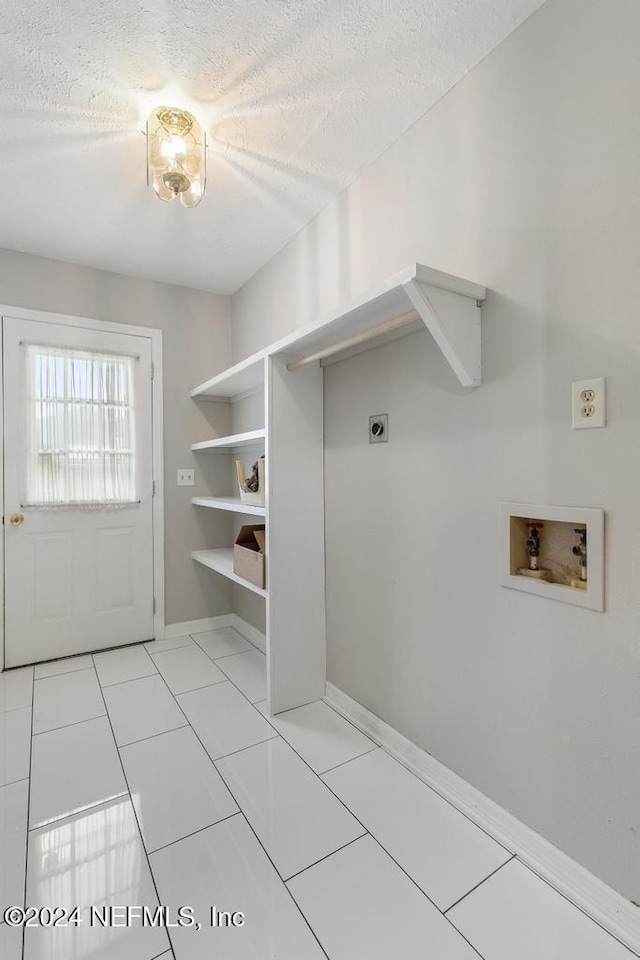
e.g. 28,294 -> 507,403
0,0 -> 545,294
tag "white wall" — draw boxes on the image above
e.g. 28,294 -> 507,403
0,247 -> 233,628
231,0 -> 640,902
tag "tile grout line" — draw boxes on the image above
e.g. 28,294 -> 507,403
192,644 -> 255,662
153,678 -> 228,697
31,711 -> 107,738
97,671 -> 159,689
96,652 -> 231,695
155,650 -> 493,960
28,645 -> 500,960
32,657 -> 95,680
213,658 -> 265,699
150,946 -> 175,960
208,732 -> 279,764
146,634 -> 194,646
33,665 -> 95,681
321,695 -> 635,953
144,641 -> 193,656
314,752 -> 489,958
212,648 -> 263,666
27,791 -> 130,833
17,646 -> 635,960
282,829 -> 484,960
312,745 -> 379,777
92,662 -> 174,958
0,775 -> 30,790
253,713 -> 377,779
189,626 -> 261,658
91,647 -> 158,688
509,856 -> 640,958
200,790 -> 331,958
111,692 -> 274,762
148,811 -> 242,856
144,662 -> 331,960
201,669 -> 456,958
0,702 -> 39,717
323,695 -> 515,857
365,836 -> 487,960
33,666 -> 92,681
27,644 -> 488,960
116,710 -> 274,771
21,667 -> 36,960
226,674 -> 490,959
444,854 -> 517,915
284,832 -> 368,883
117,723 -> 190,750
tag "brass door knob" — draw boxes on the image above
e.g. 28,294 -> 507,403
9,513 -> 24,526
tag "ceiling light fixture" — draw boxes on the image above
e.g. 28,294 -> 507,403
146,106 -> 206,208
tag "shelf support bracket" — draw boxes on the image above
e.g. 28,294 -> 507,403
402,278 -> 482,388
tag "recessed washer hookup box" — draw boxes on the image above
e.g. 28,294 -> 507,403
499,502 -> 604,611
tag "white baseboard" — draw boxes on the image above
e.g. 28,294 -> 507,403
231,615 -> 266,654
324,682 -> 640,957
164,614 -> 234,639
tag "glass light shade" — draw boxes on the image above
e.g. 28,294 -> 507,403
146,106 -> 206,208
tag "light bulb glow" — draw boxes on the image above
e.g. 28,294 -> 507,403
160,135 -> 187,159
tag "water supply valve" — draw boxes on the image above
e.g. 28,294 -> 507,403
518,521 -> 552,581
571,527 -> 588,589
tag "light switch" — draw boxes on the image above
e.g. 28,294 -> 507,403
177,468 -> 195,486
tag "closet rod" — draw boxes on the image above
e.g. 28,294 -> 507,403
286,308 -> 420,372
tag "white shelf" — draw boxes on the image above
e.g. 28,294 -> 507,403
191,354 -> 266,400
191,264 -> 485,396
192,496 -> 266,517
269,263 -> 485,388
191,429 -> 266,452
192,549 -> 267,598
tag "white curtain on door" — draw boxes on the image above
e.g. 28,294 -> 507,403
24,344 -> 137,506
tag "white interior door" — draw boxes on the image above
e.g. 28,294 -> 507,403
3,316 -> 155,667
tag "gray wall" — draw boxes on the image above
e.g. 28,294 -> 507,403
0,247 -> 233,627
231,0 -> 640,902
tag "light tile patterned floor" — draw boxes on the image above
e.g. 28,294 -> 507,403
0,628 -> 634,959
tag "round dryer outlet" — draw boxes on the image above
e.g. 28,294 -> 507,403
369,414 -> 388,443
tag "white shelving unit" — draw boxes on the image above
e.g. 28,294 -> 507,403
190,358 -> 269,612
192,549 -> 268,598
191,429 -> 266,452
191,355 -> 267,401
191,263 -> 485,715
191,496 -> 266,517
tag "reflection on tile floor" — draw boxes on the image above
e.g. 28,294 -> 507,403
25,796 -> 167,960
0,625 -> 634,960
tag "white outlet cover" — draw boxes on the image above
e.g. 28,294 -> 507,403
572,377 -> 605,429
177,468 -> 195,486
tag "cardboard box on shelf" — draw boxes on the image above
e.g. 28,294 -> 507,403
234,524 -> 266,589
236,457 -> 266,506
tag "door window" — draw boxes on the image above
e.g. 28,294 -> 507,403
25,345 -> 137,505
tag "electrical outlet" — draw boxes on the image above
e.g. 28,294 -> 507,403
369,414 -> 388,443
572,378 -> 605,429
177,468 -> 195,486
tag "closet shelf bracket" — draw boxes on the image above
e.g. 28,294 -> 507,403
273,263 -> 485,389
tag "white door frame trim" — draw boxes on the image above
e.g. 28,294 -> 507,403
0,304 -> 165,671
